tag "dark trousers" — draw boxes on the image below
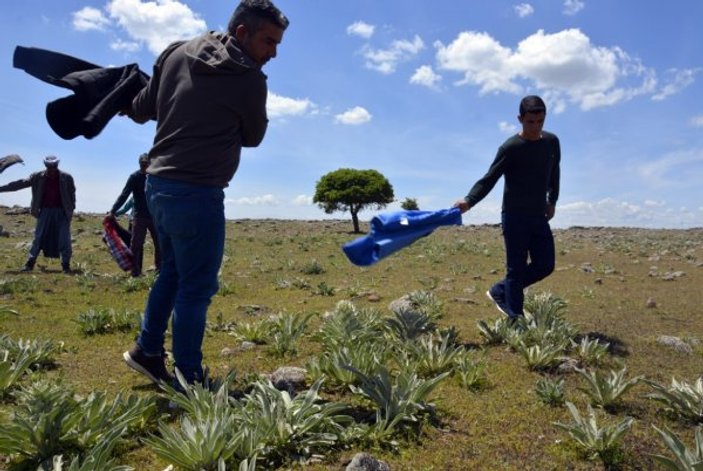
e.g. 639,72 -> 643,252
491,212 -> 555,316
130,216 -> 160,276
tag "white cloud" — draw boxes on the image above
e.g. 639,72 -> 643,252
514,3 -> 534,18
110,39 -> 141,53
498,121 -> 517,133
363,35 -> 425,74
292,195 -> 313,206
691,115 -> 703,127
635,148 -> 703,188
563,0 -> 585,15
73,7 -> 111,31
557,197 -> 702,229
267,93 -> 317,119
106,0 -> 207,55
347,21 -> 375,39
410,65 -> 442,89
652,68 -> 701,101
435,28 -> 660,110
228,194 -> 280,206
435,32 -> 520,95
335,106 -> 372,125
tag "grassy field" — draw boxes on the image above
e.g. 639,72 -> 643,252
0,207 -> 702,470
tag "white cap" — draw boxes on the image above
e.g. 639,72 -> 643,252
43,155 -> 59,167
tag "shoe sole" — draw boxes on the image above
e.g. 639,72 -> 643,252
123,351 -> 162,384
486,290 -> 510,317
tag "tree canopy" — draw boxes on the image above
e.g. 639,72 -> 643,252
313,168 -> 394,233
400,197 -> 419,211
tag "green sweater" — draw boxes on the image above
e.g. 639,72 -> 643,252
465,131 -> 560,217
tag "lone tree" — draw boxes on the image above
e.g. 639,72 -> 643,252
401,197 -> 419,210
314,168 -> 394,233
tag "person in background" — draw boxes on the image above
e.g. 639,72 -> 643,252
0,156 -> 76,273
107,153 -> 160,277
454,95 -> 561,320
115,196 -> 134,233
121,0 -> 289,387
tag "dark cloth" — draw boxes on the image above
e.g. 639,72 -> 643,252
0,154 -> 24,173
29,208 -> 71,260
130,32 -> 268,187
466,132 -> 560,216
41,174 -> 61,208
342,208 -> 463,266
110,171 -> 150,218
13,46 -> 150,140
113,218 -> 132,247
130,215 -> 160,276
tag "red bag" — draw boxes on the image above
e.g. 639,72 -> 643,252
102,217 -> 134,272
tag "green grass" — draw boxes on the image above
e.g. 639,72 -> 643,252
0,210 -> 702,469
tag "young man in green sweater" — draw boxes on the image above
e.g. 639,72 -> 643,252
454,95 -> 561,319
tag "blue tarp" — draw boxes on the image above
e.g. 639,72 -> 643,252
342,208 -> 463,266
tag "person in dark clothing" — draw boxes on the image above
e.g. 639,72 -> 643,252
121,0 -> 289,387
454,95 -> 561,320
0,156 -> 76,273
107,153 -> 160,277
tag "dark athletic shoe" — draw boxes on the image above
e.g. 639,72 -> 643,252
123,345 -> 172,384
21,258 -> 35,272
486,289 -> 510,318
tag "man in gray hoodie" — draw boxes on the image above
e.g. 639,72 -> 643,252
122,0 -> 289,387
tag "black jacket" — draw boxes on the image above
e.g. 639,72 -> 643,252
110,171 -> 150,219
13,46 -> 150,140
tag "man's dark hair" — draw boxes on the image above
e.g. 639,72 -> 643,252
519,95 -> 547,116
228,0 -> 289,35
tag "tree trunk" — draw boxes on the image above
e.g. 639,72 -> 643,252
351,208 -> 360,233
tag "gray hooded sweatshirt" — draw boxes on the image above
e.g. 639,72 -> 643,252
131,32 -> 268,188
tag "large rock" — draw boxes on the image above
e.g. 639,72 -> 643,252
657,335 -> 693,354
346,452 -> 390,471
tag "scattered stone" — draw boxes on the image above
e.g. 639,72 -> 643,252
220,347 -> 236,357
345,452 -> 391,471
6,206 -> 29,215
268,366 -> 307,393
645,298 -> 657,308
367,293 -> 381,302
661,271 -> 685,281
594,278 -> 603,285
657,335 -> 693,354
238,304 -> 266,316
580,263 -> 594,273
388,296 -> 412,313
239,341 -> 256,351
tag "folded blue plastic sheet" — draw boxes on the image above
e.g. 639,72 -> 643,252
342,207 -> 463,266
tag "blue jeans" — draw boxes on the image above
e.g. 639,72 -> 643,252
491,212 -> 555,317
137,175 -> 225,382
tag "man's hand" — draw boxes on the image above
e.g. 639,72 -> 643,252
546,204 -> 556,220
453,200 -> 470,214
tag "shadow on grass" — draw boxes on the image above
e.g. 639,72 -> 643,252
578,331 -> 630,358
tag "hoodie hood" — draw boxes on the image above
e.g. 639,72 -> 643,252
184,31 -> 258,76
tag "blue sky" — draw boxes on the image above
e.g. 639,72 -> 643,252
1,0 -> 702,228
